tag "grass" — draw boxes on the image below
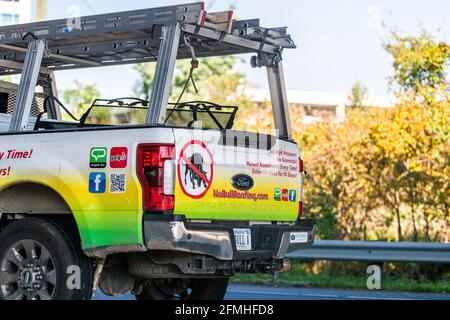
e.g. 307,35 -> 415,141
231,263 -> 450,294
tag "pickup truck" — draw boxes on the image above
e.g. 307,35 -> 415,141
0,2 -> 315,300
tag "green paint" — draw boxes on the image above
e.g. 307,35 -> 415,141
90,147 -> 107,168
274,188 -> 282,201
75,210 -> 143,249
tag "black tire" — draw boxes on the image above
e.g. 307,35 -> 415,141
135,277 -> 229,300
0,217 -> 93,300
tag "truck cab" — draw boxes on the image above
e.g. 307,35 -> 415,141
0,2 -> 315,300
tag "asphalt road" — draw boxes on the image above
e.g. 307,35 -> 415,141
94,284 -> 450,301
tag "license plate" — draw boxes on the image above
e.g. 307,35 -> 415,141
233,229 -> 252,251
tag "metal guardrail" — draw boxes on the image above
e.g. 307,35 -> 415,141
287,240 -> 450,264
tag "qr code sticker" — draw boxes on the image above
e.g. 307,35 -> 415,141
110,174 -> 126,193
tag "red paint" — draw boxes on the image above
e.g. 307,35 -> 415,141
0,166 -> 11,176
298,158 -> 303,172
110,147 -> 128,168
282,189 -> 289,202
298,201 -> 303,219
177,140 -> 214,200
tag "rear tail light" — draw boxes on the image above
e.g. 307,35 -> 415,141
298,157 -> 304,219
298,201 -> 303,219
298,158 -> 304,173
137,144 -> 175,211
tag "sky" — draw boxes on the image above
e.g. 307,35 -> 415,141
29,0 -> 450,100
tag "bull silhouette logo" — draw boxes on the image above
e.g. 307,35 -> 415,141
178,140 -> 214,199
184,153 -> 209,190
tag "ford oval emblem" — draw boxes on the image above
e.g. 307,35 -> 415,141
231,174 -> 254,191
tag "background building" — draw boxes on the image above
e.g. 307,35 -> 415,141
244,84 -> 392,124
0,0 -> 32,26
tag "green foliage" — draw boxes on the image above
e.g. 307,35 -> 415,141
62,80 -> 100,119
294,31 -> 450,242
346,81 -> 368,108
297,96 -> 450,242
172,56 -> 238,102
133,56 -> 244,104
385,32 -> 450,102
232,262 -> 450,294
133,63 -> 156,101
304,188 -> 340,240
133,56 -> 259,131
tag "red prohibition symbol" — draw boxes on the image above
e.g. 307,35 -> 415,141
177,140 -> 214,199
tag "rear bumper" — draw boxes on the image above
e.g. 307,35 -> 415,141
143,216 -> 315,261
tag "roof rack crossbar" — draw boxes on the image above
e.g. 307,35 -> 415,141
0,43 -> 101,66
0,3 -> 204,45
0,58 -> 51,75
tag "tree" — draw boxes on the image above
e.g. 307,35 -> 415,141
383,31 -> 450,240
346,81 -> 368,109
133,63 -> 156,101
133,56 -> 241,103
295,31 -> 450,242
172,56 -> 238,102
62,80 -> 100,118
384,32 -> 450,103
133,56 -> 259,131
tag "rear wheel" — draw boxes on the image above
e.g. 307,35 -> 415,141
135,278 -> 229,300
0,218 -> 93,300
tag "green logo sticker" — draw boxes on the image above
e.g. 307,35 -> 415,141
274,188 -> 281,201
90,147 -> 107,168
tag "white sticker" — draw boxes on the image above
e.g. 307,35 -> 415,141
178,141 -> 214,199
110,173 -> 126,193
290,232 -> 308,244
234,229 -> 252,251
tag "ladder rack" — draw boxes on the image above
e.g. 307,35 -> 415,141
1,2 -> 294,139
0,2 -> 295,75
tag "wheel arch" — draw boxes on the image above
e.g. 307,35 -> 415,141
0,182 -> 72,215
0,182 -> 85,243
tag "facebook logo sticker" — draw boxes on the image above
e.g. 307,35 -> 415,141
289,190 -> 297,202
89,173 -> 106,193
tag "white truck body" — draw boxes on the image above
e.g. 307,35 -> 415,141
0,2 -> 315,300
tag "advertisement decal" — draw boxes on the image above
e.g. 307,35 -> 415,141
177,140 -> 214,200
90,147 -> 107,168
110,147 -> 128,169
173,130 -> 300,221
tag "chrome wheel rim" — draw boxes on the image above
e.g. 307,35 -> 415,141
0,239 -> 57,300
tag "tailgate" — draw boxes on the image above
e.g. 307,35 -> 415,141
173,129 -> 301,221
